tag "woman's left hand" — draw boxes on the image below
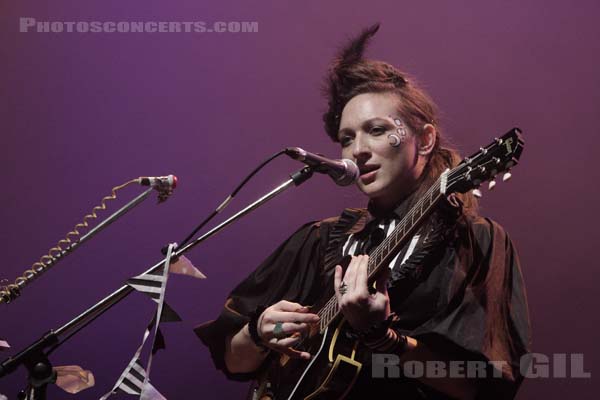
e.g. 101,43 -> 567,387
334,254 -> 391,332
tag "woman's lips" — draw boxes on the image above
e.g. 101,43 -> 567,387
359,168 -> 378,184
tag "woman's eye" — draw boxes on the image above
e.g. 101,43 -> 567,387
340,136 -> 352,147
370,126 -> 386,135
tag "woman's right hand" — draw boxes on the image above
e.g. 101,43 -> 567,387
256,300 -> 320,360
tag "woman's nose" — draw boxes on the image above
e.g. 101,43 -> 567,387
351,134 -> 371,161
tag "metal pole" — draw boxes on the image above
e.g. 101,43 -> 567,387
0,168 -> 313,387
1,188 -> 154,305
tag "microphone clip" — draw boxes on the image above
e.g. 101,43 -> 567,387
139,175 -> 178,203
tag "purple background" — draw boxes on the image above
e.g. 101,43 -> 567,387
1,0 -> 599,398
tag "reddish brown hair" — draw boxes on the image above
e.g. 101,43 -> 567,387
322,24 -> 477,214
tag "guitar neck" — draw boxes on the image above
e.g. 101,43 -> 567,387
317,176 -> 446,333
315,127 -> 525,332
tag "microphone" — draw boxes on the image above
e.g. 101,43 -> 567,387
284,147 -> 359,186
138,175 -> 178,203
138,175 -> 178,188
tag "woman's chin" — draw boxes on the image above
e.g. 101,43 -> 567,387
357,182 -> 378,195
359,184 -> 386,202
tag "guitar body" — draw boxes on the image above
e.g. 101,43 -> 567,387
257,316 -> 368,400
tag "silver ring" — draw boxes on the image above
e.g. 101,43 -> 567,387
273,321 -> 286,339
339,281 -> 348,295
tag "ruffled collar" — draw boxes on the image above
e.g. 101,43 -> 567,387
322,208 -> 366,272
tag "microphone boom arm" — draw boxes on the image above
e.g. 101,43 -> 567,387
0,167 -> 315,398
0,187 -> 154,306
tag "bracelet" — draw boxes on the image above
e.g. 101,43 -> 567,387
346,314 -> 408,354
347,313 -> 398,342
363,328 -> 408,354
248,305 -> 269,352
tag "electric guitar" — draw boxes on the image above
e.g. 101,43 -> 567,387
253,128 -> 525,400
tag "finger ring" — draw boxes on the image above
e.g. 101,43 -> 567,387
273,321 -> 286,339
339,281 -> 348,295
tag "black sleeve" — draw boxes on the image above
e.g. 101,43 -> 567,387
406,217 -> 532,399
193,221 -> 325,381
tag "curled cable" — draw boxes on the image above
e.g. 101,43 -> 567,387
0,179 -> 139,304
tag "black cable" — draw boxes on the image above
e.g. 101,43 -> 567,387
174,150 -> 286,250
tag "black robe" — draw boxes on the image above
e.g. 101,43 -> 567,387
194,205 -> 531,399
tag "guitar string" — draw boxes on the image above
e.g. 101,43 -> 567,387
316,130 -> 521,326
318,173 -> 442,326
316,154 -> 507,330
365,155 -> 505,278
317,176 -> 442,330
360,135 -> 512,283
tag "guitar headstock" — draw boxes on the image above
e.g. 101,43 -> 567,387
446,128 -> 524,196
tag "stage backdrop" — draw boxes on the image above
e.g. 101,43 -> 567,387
1,0 -> 599,398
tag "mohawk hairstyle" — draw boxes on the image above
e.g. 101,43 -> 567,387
322,23 -> 411,141
321,24 -> 478,214
323,23 -> 431,142
336,23 -> 380,71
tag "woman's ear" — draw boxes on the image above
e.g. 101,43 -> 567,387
418,124 -> 437,156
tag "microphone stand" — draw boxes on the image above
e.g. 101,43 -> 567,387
0,167 -> 314,399
0,188 -> 154,305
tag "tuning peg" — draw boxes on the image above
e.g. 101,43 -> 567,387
488,180 -> 497,190
473,189 -> 483,198
502,172 -> 512,182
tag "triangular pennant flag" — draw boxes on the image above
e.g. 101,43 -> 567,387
127,268 -> 181,323
104,244 -> 178,399
118,359 -> 147,395
142,301 -> 181,326
140,381 -> 167,400
169,255 -> 206,279
100,319 -> 153,399
101,356 -> 147,399
143,244 -> 174,387
160,302 -> 182,323
127,269 -> 166,302
151,328 -> 166,355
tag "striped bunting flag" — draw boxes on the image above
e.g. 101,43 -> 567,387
127,268 -> 166,302
100,354 -> 165,399
101,244 -> 178,399
99,324 -> 152,399
117,358 -> 146,395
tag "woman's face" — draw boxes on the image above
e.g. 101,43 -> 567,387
338,92 -> 424,209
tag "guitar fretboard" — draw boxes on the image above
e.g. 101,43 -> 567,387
317,177 -> 445,333
312,128 -> 525,332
